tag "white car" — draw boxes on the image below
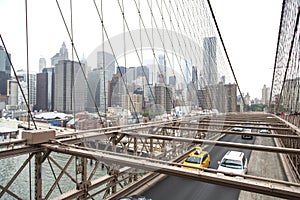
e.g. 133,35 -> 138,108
259,129 -> 271,134
217,151 -> 248,175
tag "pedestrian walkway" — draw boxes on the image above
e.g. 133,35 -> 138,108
239,136 -> 287,200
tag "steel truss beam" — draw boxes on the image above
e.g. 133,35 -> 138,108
0,153 -> 34,199
42,143 -> 300,200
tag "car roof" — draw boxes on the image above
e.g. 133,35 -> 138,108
189,147 -> 208,156
231,127 -> 243,131
260,129 -> 270,132
222,151 -> 244,160
190,151 -> 207,157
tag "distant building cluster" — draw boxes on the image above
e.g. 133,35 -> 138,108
0,37 -> 257,122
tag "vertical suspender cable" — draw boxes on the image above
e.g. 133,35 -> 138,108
25,1 -> 32,199
102,1 -> 106,118
56,0 -> 104,124
70,0 -> 76,131
25,0 -> 37,129
102,0 -> 107,120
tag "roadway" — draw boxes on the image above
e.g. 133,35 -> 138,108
142,134 -> 255,200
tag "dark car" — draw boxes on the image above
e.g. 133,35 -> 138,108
241,128 -> 253,139
118,195 -> 152,200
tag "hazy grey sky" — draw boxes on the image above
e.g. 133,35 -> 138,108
0,0 -> 282,99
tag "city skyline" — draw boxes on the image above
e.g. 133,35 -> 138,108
0,0 -> 280,100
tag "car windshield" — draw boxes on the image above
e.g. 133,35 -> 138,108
221,159 -> 243,169
185,156 -> 202,164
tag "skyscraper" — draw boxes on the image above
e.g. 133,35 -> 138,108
158,54 -> 166,84
35,72 -> 48,111
169,75 -> 176,87
95,51 -> 115,113
16,69 -> 36,109
154,84 -> 173,112
39,57 -> 47,73
262,84 -> 270,105
116,66 -> 126,75
7,79 -> 18,108
51,42 -> 69,66
203,37 -> 217,86
0,45 -> 11,96
192,66 -> 198,90
35,67 -> 54,111
136,65 -> 149,81
184,60 -> 191,84
54,60 -> 86,113
225,83 -> 237,112
109,73 -> 125,107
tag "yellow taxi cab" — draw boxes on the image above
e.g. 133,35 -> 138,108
182,147 -> 210,171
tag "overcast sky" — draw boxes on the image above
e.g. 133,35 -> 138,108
210,0 -> 282,99
0,0 -> 282,99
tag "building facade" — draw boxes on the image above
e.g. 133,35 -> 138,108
35,67 -> 54,111
97,51 -> 115,113
203,37 -> 217,86
39,57 -> 47,73
121,93 -> 143,114
51,42 -> 69,66
153,84 -> 173,112
197,83 -> 237,113
16,70 -> 36,110
0,45 -> 11,96
262,84 -> 270,105
54,60 -> 86,113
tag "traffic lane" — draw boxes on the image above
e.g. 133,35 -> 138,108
143,175 -> 240,200
210,134 -> 255,169
142,134 -> 255,200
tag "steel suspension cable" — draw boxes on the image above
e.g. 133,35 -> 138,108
0,36 -> 36,128
93,0 -> 140,123
55,0 -> 104,124
206,0 -> 246,109
269,0 -> 286,109
275,6 -> 300,112
70,0 -> 76,131
132,0 -> 177,109
24,0 -> 37,130
149,0 -> 201,110
118,0 -> 168,109
145,0 -> 190,109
